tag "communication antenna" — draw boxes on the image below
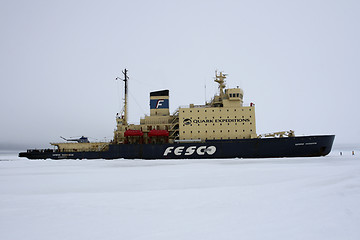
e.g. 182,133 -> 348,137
122,69 -> 129,125
214,70 -> 227,98
115,68 -> 129,125
204,80 -> 207,104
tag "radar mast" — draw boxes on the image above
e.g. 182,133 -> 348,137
122,69 -> 129,125
214,71 -> 227,98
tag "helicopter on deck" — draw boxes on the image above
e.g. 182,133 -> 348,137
60,136 -> 90,143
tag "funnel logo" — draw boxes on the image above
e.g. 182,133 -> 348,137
156,99 -> 164,108
183,118 -> 192,125
150,99 -> 169,109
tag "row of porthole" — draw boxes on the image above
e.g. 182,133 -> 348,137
183,115 -> 252,119
199,116 -> 250,119
183,129 -> 253,133
185,122 -> 253,127
183,108 -> 251,113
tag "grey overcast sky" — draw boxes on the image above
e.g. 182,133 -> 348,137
1,0 -> 359,149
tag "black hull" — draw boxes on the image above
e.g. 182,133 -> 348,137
19,135 -> 335,160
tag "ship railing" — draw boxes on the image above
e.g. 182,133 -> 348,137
169,114 -> 179,133
178,104 -> 211,109
169,123 -> 179,131
258,130 -> 295,138
170,115 -> 179,123
169,131 -> 179,139
169,123 -> 179,133
177,102 -> 255,108
169,125 -> 179,131
169,122 -> 179,138
174,139 -> 202,143
172,108 -> 180,116
26,149 -> 54,153
243,102 -> 256,107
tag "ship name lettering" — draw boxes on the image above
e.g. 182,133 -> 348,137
215,118 -> 250,123
174,146 -> 185,155
193,119 -> 213,124
191,118 -> 250,124
163,146 -> 217,156
185,146 -> 197,155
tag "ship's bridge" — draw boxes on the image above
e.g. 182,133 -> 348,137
223,87 -> 244,107
226,88 -> 243,100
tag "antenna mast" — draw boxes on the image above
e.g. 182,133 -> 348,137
214,70 -> 227,98
204,81 -> 207,104
122,69 -> 129,125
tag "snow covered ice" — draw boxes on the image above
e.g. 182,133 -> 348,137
1,150 -> 360,240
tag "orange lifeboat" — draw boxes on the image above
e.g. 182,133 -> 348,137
124,129 -> 144,137
148,129 -> 169,137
